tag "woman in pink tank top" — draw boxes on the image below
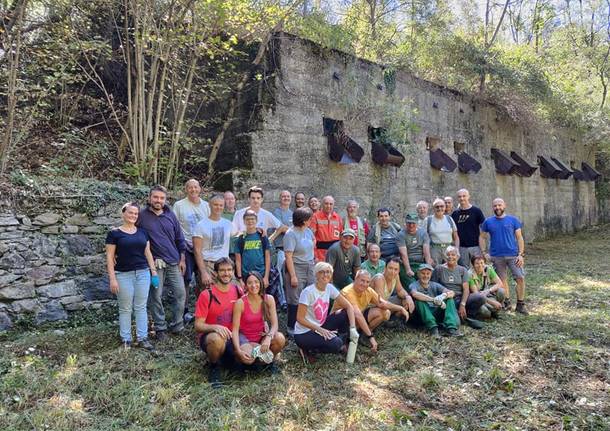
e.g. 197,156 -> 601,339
231,272 -> 286,370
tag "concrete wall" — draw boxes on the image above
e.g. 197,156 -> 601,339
229,33 -> 598,239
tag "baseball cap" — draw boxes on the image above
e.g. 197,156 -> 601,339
341,228 -> 356,238
405,213 -> 418,223
417,263 -> 434,272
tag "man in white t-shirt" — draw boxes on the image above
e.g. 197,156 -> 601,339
173,179 -> 210,322
233,186 -> 288,237
192,194 -> 237,289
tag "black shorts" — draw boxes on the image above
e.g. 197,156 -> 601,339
363,307 -> 372,322
199,333 -> 235,365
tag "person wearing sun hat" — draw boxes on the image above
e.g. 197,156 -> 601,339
325,228 -> 361,289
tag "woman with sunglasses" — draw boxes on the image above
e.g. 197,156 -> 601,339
426,198 -> 459,266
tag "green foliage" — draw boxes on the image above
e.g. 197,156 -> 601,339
2,0 -> 610,186
3,173 -> 149,215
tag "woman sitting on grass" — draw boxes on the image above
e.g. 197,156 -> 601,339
231,272 -> 286,372
468,255 -> 506,318
105,202 -> 158,351
293,262 -> 358,363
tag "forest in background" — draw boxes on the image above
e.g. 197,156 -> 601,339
1,0 -> 609,188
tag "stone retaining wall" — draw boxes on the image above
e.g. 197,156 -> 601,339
0,208 -> 124,330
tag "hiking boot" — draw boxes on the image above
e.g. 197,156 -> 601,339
465,317 -> 484,329
121,340 -> 132,350
136,339 -> 155,351
155,330 -> 167,342
477,304 -> 493,320
170,327 -> 185,336
208,365 -> 222,389
385,315 -> 400,329
358,334 -> 372,349
503,298 -> 512,311
428,327 -> 441,338
515,301 -> 529,315
445,328 -> 464,337
268,362 -> 280,375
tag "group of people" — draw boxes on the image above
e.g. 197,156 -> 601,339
105,180 -> 528,387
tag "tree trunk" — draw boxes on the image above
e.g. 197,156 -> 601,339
0,0 -> 28,175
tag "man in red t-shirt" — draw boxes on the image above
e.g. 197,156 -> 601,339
194,257 -> 243,388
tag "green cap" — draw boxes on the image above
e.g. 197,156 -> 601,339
405,213 -> 418,223
417,263 -> 434,272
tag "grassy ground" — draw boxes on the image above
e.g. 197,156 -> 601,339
1,226 -> 609,431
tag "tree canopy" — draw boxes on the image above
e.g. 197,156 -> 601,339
1,0 -> 609,186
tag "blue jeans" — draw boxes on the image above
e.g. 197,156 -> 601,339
183,250 -> 197,313
116,269 -> 151,342
149,264 -> 186,333
275,249 -> 287,306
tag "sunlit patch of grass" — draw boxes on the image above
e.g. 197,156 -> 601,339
0,225 -> 609,430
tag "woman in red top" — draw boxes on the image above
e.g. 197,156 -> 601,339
231,272 -> 285,370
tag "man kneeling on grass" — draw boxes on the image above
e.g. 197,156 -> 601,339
332,270 -> 409,352
194,257 -> 243,389
409,264 -> 461,337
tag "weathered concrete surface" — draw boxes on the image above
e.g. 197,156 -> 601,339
227,33 -> 599,239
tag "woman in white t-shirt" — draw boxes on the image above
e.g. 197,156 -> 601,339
293,262 -> 357,363
426,198 -> 459,266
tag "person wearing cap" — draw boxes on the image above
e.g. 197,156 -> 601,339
408,263 -> 461,337
398,213 -> 434,288
310,195 -> 344,261
360,243 -> 385,277
325,228 -> 361,289
366,208 -> 402,261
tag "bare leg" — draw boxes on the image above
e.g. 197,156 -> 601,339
205,333 -> 227,364
367,308 -> 390,331
515,278 -> 525,301
270,332 -> 286,357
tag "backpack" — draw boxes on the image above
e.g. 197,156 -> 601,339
426,215 -> 457,237
206,284 -> 243,309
